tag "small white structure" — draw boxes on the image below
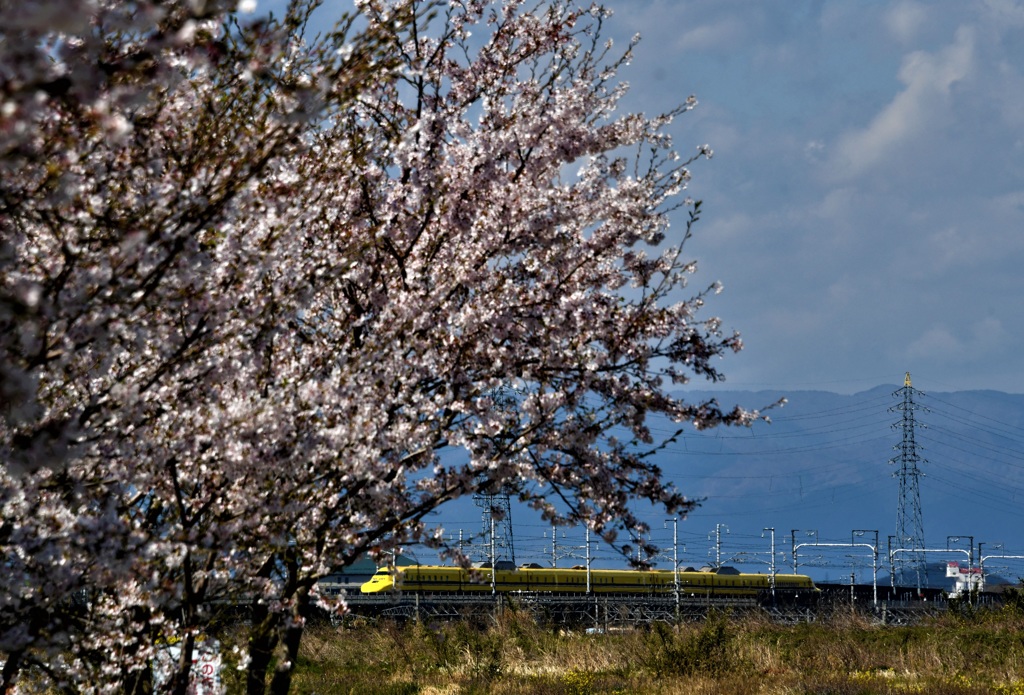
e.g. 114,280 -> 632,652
153,637 -> 223,694
946,561 -> 984,597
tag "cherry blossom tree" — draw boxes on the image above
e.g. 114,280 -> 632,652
1,0 -> 757,692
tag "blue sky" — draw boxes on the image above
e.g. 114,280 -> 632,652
253,6 -> 1024,448
595,0 -> 1024,574
605,0 -> 1024,394
223,2 -> 1024,576
260,0 -> 1024,395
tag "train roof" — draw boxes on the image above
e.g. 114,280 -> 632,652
699,566 -> 741,575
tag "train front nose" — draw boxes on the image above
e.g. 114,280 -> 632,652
361,570 -> 395,594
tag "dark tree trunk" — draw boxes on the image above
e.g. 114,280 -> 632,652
1,649 -> 23,695
268,586 -> 311,695
246,601 -> 280,695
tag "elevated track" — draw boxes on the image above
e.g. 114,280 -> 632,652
336,588 -> 992,627
343,592 -> 807,626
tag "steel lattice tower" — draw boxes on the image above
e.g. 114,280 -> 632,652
474,489 -> 515,565
889,372 -> 928,589
473,386 -> 517,565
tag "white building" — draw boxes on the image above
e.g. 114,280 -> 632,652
946,561 -> 984,597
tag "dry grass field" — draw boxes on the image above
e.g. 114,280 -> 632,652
221,596 -> 1024,695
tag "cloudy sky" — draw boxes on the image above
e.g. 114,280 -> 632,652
268,0 -> 1024,394
251,0 -> 1024,565
604,0 -> 1024,394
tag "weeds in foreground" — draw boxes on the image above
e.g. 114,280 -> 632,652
282,605 -> 1024,695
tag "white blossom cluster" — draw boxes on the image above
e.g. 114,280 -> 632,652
1,1 -> 754,691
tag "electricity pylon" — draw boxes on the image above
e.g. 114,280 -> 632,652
889,372 -> 928,590
474,488 -> 515,565
473,386 -> 518,565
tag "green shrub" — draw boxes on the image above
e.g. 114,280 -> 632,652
1003,582 -> 1024,616
643,615 -> 736,677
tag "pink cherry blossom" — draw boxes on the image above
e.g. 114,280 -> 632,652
1,1 -> 757,692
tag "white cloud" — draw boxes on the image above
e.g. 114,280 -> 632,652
911,194 -> 1024,278
804,140 -> 826,163
831,26 -> 975,180
906,317 -> 1007,361
675,17 -> 747,52
982,0 -> 1024,27
704,211 -> 755,244
812,186 -> 857,221
885,1 -> 930,43
907,326 -> 966,360
990,189 -> 1024,217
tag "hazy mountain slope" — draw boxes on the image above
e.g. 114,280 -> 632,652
427,386 -> 1024,584
646,386 -> 1024,580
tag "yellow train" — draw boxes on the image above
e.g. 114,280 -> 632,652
361,562 -> 818,601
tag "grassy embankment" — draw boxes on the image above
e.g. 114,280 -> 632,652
223,595 -> 1024,695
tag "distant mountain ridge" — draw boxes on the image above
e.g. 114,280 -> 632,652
429,385 -> 1024,586
647,386 -> 1024,584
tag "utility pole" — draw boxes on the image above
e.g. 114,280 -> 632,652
711,524 -> 729,567
763,528 -> 776,601
551,525 -> 557,567
792,530 -> 816,574
792,530 -> 799,574
948,535 -> 975,601
890,372 -> 927,590
978,542 -> 986,588
853,529 -> 879,607
585,526 -> 592,595
887,535 -> 896,590
490,514 -> 496,596
946,535 -> 974,571
666,518 -> 680,613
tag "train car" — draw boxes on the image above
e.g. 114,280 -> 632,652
361,563 -> 818,602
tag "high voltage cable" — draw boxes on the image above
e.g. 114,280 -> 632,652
685,478 -> 891,505
441,389 -> 1023,562
916,431 -> 1024,471
667,458 -> 876,480
925,407 -> 1024,446
651,393 -> 893,426
650,410 -> 891,440
926,456 -> 1024,491
921,458 -> 1024,495
919,413 -> 1024,459
766,394 -> 894,422
646,404 -> 890,440
657,432 -> 892,457
923,471 -> 1023,517
687,485 -> 891,519
925,393 -> 1024,437
924,470 -> 1024,505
